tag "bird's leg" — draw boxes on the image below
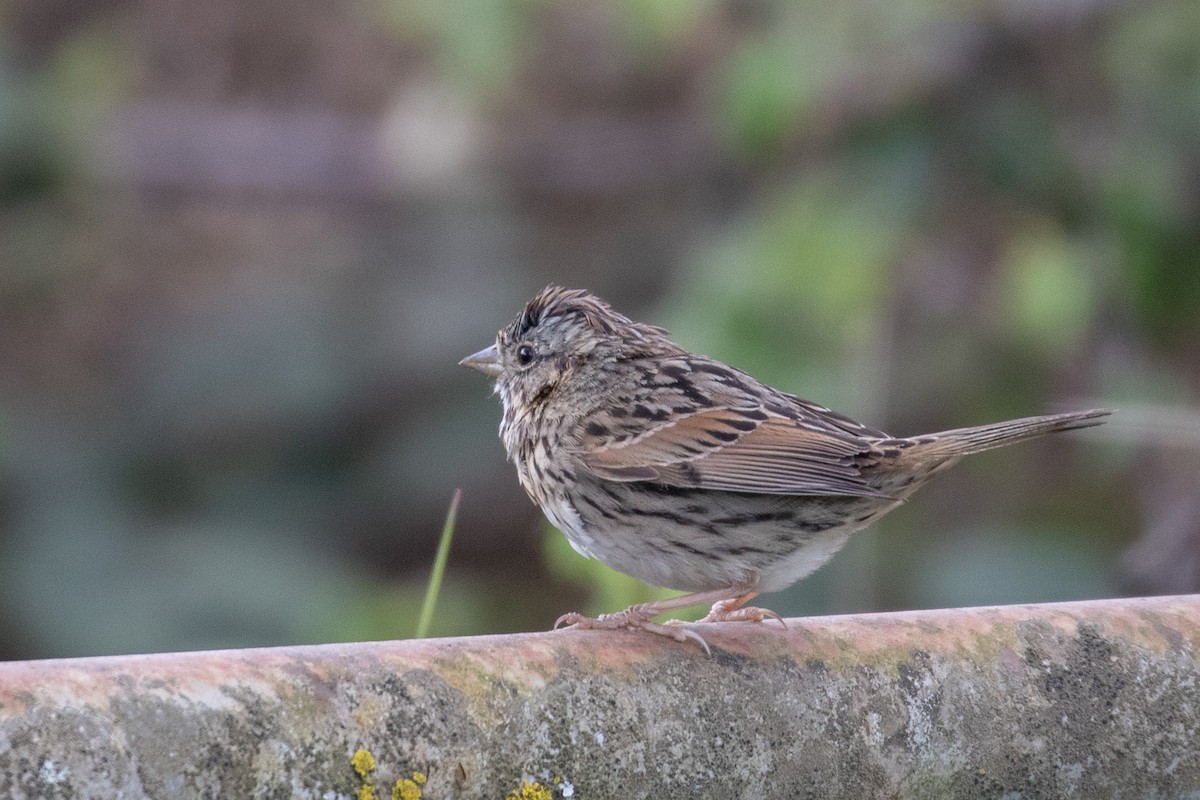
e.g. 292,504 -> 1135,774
696,590 -> 786,627
554,585 -> 783,653
554,609 -> 711,654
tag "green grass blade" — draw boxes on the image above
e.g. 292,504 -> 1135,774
415,488 -> 460,639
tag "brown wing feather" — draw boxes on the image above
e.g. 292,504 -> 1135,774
581,408 -> 888,498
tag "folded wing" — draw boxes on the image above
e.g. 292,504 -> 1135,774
580,407 -> 887,498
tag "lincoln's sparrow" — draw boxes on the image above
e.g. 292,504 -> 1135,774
461,286 -> 1109,650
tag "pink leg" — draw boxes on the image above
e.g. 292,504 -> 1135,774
696,591 -> 786,627
554,585 -> 783,654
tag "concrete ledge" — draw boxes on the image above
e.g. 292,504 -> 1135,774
2,596 -> 1198,798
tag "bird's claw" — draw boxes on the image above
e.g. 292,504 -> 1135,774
697,602 -> 788,628
553,611 -> 589,630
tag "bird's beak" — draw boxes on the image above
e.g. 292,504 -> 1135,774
459,343 -> 503,377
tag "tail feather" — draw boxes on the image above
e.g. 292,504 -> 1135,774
910,408 -> 1112,458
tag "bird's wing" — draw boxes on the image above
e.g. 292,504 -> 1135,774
579,406 -> 888,498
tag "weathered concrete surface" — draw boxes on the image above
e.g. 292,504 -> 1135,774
1,596 -> 1198,799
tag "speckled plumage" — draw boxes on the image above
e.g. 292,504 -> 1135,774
461,286 -> 1109,647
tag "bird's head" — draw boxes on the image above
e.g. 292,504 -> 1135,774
459,285 -> 680,411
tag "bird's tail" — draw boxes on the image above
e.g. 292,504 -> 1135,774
910,408 -> 1112,459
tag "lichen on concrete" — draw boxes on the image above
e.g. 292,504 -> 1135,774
1,596 -> 1198,798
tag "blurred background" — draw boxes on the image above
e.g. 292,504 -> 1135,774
1,0 -> 1198,660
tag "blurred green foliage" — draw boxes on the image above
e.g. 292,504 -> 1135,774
666,172 -> 905,411
1000,226 -> 1096,356
377,0 -> 531,96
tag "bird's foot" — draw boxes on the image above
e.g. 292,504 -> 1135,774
696,596 -> 787,628
554,606 -> 711,655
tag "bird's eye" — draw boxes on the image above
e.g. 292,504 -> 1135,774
516,345 -> 534,365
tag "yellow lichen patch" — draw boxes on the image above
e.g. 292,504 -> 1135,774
352,750 -> 427,800
352,749 -> 379,800
505,780 -> 553,800
393,777 -> 422,800
352,749 -> 377,778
